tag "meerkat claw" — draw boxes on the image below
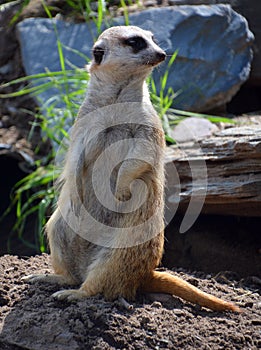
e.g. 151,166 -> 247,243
21,274 -> 48,283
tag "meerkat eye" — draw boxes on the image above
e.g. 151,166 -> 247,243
123,36 -> 148,53
92,46 -> 105,64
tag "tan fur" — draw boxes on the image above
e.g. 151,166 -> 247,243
23,26 -> 241,312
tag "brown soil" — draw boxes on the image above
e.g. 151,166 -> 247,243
0,254 -> 260,350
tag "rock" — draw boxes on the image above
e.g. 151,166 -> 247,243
171,117 -> 218,142
16,18 -> 99,109
165,122 -> 261,217
0,62 -> 13,75
0,27 -> 17,66
143,0 -> 158,7
18,0 -> 71,21
16,5 -> 254,113
168,0 -> 233,4
131,5 -> 253,112
168,0 -> 261,84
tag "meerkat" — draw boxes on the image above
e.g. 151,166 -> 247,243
23,26 -> 241,312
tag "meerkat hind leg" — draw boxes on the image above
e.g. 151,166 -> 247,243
52,267 -> 110,301
52,277 -> 100,301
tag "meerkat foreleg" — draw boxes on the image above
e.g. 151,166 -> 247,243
115,158 -> 150,201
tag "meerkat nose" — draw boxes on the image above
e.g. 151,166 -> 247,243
156,51 -> 166,62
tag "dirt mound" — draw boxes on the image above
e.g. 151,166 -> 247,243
0,254 -> 260,349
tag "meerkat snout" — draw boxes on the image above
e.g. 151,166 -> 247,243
148,50 -> 166,66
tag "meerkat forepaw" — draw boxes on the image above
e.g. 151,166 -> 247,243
115,187 -> 131,202
22,273 -> 73,286
21,274 -> 49,283
52,289 -> 88,301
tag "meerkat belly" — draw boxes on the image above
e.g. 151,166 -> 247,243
73,123 -> 164,231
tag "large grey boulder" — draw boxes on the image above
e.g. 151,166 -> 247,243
16,5 -> 254,112
157,0 -> 261,84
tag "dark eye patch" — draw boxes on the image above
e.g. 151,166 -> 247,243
92,46 -> 105,64
123,36 -> 147,53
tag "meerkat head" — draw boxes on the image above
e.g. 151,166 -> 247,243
89,26 -> 166,78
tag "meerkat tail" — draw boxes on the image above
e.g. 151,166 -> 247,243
141,271 -> 241,312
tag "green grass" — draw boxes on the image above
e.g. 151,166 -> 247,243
0,0 -> 233,253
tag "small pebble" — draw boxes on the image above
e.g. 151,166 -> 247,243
252,319 -> 261,326
152,301 -> 162,308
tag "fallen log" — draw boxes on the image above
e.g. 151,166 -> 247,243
165,124 -> 261,217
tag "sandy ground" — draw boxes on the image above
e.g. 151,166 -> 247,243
0,254 -> 260,349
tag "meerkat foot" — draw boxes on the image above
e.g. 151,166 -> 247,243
52,289 -> 91,301
22,273 -> 73,286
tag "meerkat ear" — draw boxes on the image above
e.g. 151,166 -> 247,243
92,46 -> 105,65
